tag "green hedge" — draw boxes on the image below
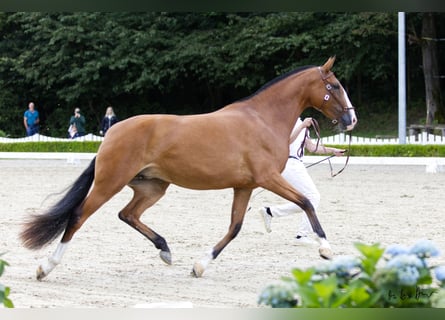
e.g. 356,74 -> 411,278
1,142 -> 445,157
0,142 -> 101,153
330,144 -> 445,157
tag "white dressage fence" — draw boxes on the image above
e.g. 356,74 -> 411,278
1,132 -> 444,144
320,132 -> 445,145
1,132 -> 444,172
0,133 -> 104,143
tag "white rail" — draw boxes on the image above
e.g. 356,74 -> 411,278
0,133 -> 104,143
320,133 -> 445,145
0,132 -> 444,145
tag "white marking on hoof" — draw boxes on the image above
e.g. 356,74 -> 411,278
35,242 -> 69,280
191,262 -> 205,278
319,247 -> 333,260
36,265 -> 47,281
191,249 -> 213,278
317,238 -> 333,260
36,257 -> 57,280
160,251 -> 172,265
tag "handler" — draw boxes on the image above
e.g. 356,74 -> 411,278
259,117 -> 345,244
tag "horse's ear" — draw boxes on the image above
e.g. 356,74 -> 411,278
321,56 -> 336,73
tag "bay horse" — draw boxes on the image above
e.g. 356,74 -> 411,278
20,57 -> 357,280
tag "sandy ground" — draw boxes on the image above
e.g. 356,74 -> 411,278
1,159 -> 444,308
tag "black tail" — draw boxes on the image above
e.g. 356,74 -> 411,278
20,157 -> 96,250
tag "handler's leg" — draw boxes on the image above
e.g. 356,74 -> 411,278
259,172 -> 332,259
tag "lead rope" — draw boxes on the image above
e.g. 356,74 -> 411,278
303,119 -> 352,178
247,122 -> 351,211
297,118 -> 321,159
327,130 -> 351,177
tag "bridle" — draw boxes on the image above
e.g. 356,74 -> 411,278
247,68 -> 355,207
299,67 -> 353,177
298,118 -> 351,178
318,67 -> 355,126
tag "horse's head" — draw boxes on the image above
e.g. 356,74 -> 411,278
310,57 -> 357,132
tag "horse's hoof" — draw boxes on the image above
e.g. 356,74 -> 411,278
36,266 -> 47,281
319,247 -> 333,260
160,250 -> 172,265
191,262 -> 205,278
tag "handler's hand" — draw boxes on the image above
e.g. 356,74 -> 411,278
333,148 -> 347,157
302,117 -> 313,128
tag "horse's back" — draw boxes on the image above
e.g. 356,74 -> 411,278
96,110 -> 285,190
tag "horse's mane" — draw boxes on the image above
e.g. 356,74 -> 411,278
238,65 -> 315,102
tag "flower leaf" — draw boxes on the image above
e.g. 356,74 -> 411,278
313,275 -> 337,306
291,268 -> 315,285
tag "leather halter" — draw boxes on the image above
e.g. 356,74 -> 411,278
317,67 -> 355,125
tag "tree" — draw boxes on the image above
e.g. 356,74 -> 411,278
421,13 -> 444,125
408,12 -> 445,126
0,12 -> 424,137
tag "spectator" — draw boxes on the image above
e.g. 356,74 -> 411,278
100,106 -> 118,136
69,108 -> 86,136
23,102 -> 40,136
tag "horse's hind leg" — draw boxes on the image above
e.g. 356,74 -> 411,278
119,178 -> 172,264
192,187 -> 252,278
37,183 -> 124,280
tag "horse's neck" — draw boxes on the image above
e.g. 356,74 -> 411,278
249,72 -> 313,136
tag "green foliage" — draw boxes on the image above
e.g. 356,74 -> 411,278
0,12 -> 437,138
311,144 -> 445,157
0,253 -> 14,308
347,144 -> 445,157
1,141 -> 444,156
0,141 -> 101,153
258,240 -> 445,308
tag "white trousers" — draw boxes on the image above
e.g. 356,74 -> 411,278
269,158 -> 320,236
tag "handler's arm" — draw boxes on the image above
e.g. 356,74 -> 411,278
305,138 -> 345,156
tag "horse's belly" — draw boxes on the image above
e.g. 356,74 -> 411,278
147,160 -> 253,190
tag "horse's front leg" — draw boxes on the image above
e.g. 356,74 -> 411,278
260,172 -> 333,260
192,187 -> 252,278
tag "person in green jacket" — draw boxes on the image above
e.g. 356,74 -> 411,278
69,108 -> 86,136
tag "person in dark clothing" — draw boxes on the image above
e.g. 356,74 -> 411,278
100,106 -> 118,136
69,108 -> 86,136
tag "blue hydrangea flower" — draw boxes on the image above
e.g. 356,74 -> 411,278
314,261 -> 332,274
331,255 -> 361,272
315,256 -> 361,277
434,266 -> 445,282
258,282 -> 298,307
384,253 -> 425,286
397,266 -> 420,286
386,254 -> 424,270
410,239 -> 440,258
385,244 -> 410,257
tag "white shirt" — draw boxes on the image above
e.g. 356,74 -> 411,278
288,118 -> 307,160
